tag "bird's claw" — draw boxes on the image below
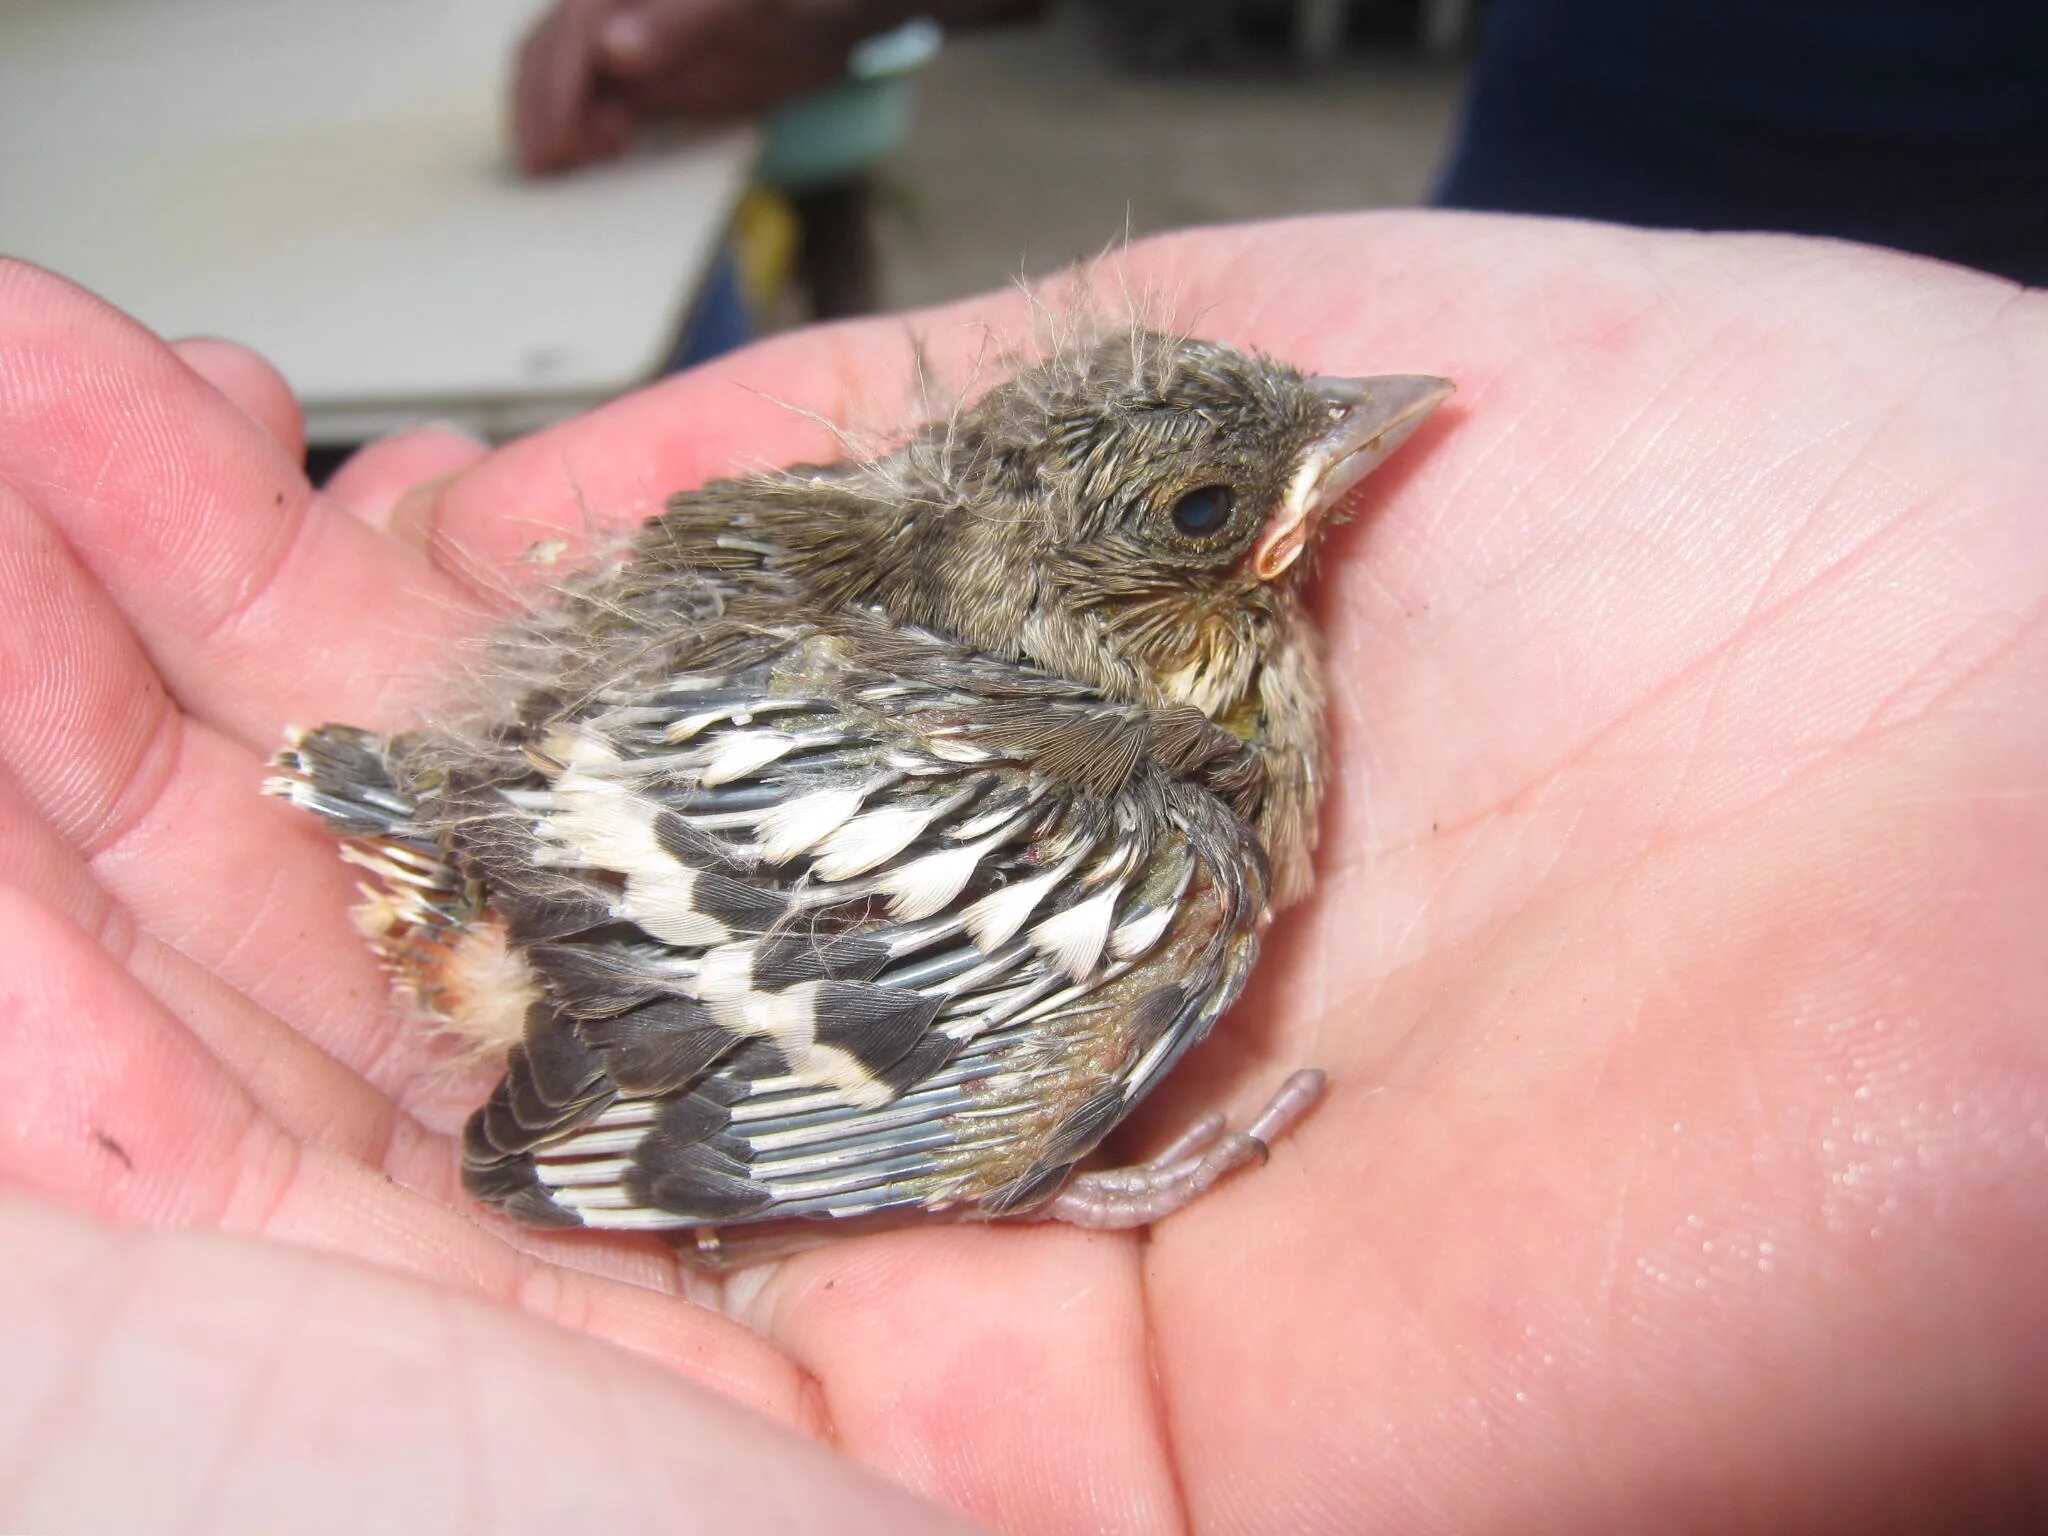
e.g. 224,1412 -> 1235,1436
1037,1067 -> 1326,1230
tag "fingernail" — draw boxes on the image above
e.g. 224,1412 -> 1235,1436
386,473 -> 456,554
600,10 -> 655,69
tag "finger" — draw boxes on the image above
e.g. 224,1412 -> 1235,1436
0,881 -> 329,1230
739,1226 -> 1184,1536
412,317 -> 951,588
0,751 -> 112,946
0,473 -> 182,854
0,258 -> 490,746
169,335 -> 307,464
513,0 -> 626,174
0,473 -> 411,1054
513,2 -> 576,174
319,424 -> 490,536
0,1201 -> 969,1534
0,471 -> 584,1154
0,890 -> 815,1424
586,92 -> 634,160
0,755 -> 416,1162
0,471 -> 527,1119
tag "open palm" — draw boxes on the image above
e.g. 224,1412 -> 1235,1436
2,215 -> 2044,1534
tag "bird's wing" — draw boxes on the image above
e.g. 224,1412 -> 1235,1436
453,621 -> 1269,1231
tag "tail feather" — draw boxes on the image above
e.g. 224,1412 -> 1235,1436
269,725 -> 520,1047
265,723 -> 424,839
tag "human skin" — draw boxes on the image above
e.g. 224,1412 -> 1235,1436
0,213 -> 2045,1533
512,0 -> 1048,175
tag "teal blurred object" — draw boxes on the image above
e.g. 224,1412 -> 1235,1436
756,19 -> 942,191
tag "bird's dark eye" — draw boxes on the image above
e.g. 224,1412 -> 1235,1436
1170,484 -> 1234,537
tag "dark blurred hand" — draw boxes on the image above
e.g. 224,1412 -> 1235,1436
512,0 -> 1050,175
513,0 -> 896,175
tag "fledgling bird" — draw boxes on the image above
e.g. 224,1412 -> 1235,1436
269,328 -> 1451,1257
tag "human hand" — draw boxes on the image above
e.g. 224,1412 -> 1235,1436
512,0 -> 891,175
2,214 -> 2044,1532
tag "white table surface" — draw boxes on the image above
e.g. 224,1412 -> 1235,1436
0,0 -> 758,440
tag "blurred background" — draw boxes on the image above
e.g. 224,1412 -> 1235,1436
3,0 -> 2042,471
0,0 -> 1473,462
776,3 -> 1465,314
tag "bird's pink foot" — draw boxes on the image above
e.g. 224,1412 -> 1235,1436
1040,1068 -> 1326,1230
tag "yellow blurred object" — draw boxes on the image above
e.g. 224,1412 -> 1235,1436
733,188 -> 800,316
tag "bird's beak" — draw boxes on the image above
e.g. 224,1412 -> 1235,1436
1252,374 -> 1455,581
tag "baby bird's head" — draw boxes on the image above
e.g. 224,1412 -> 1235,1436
918,332 -> 1452,725
764,334 -> 1447,723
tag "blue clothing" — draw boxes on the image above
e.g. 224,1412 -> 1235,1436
669,245 -> 753,370
1435,0 -> 2048,285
